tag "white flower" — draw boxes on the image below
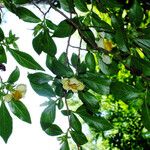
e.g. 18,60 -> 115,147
3,94 -> 13,102
102,54 -> 112,64
61,78 -> 85,93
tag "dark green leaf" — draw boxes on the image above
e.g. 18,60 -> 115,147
129,0 -> 143,26
110,81 -> 141,101
46,19 -> 57,30
78,91 -> 99,112
80,72 -> 111,95
59,0 -> 75,13
58,52 -> 68,64
61,110 -> 71,116
60,140 -> 70,150
13,0 -> 30,4
44,124 -> 63,136
85,52 -> 96,72
9,49 -> 44,70
57,98 -> 64,110
28,72 -> 53,84
28,76 -> 55,98
76,105 -> 113,131
9,100 -> 31,123
70,130 -> 88,145
16,7 -> 41,23
0,27 -> 4,41
0,102 -> 12,143
7,67 -> 20,84
74,0 -> 88,12
53,19 -> 76,37
46,55 -> 56,70
40,101 -> 56,130
0,46 -> 7,63
55,82 -> 65,97
71,53 -> 79,68
70,113 -> 82,132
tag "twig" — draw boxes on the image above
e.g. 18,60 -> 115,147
69,45 -> 87,51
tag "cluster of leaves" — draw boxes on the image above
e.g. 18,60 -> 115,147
0,0 -> 149,149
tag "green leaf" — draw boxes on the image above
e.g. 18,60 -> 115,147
115,30 -> 128,52
0,102 -> 12,143
80,72 -> 111,95
58,52 -> 68,64
57,98 -> 64,110
9,49 -> 44,70
51,59 -> 74,77
70,130 -> 88,145
0,46 -> 7,63
70,113 -> 82,132
44,124 -> 63,136
129,0 -> 143,26
59,0 -> 75,13
78,91 -> 99,112
40,101 -> 56,130
74,0 -> 88,12
61,110 -> 71,116
7,67 -> 20,84
71,53 -> 79,68
142,91 -> 150,131
16,7 -> 41,23
60,140 -> 70,150
28,72 -> 53,84
28,76 -> 55,98
33,30 -> 57,56
46,19 -> 57,30
46,55 -> 56,70
8,100 -> 31,123
53,19 -> 76,37
0,27 -> 4,41
76,105 -> 113,131
110,81 -> 141,101
85,52 -> 96,72
13,0 -> 30,4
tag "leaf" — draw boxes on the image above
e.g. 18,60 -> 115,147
76,105 -> 113,131
46,19 -> 57,30
74,0 -> 88,12
115,30 -> 128,52
129,0 -> 143,26
70,113 -> 82,132
7,67 -> 20,84
85,52 -> 96,72
78,91 -> 100,112
61,110 -> 71,116
59,0 -> 75,13
0,46 -> 7,63
8,100 -> 31,123
53,19 -> 76,37
16,7 -> 41,23
110,81 -> 141,101
71,53 -> 79,68
13,0 -> 30,4
0,102 -> 12,143
58,52 -> 68,64
142,91 -> 150,131
0,27 -> 4,41
33,30 -> 57,56
70,130 -> 88,145
51,59 -> 74,77
57,98 -> 64,110
28,75 -> 55,98
60,140 -> 70,150
9,49 -> 44,71
80,72 -> 111,95
28,72 -> 53,84
44,124 -> 63,136
40,100 -> 56,130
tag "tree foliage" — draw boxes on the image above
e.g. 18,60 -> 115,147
0,0 -> 150,149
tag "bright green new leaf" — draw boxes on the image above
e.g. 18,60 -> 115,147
7,66 -> 20,84
9,100 -> 31,123
70,130 -> 88,145
0,102 -> 12,143
53,19 -> 76,38
16,7 -> 41,23
9,49 -> 44,71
